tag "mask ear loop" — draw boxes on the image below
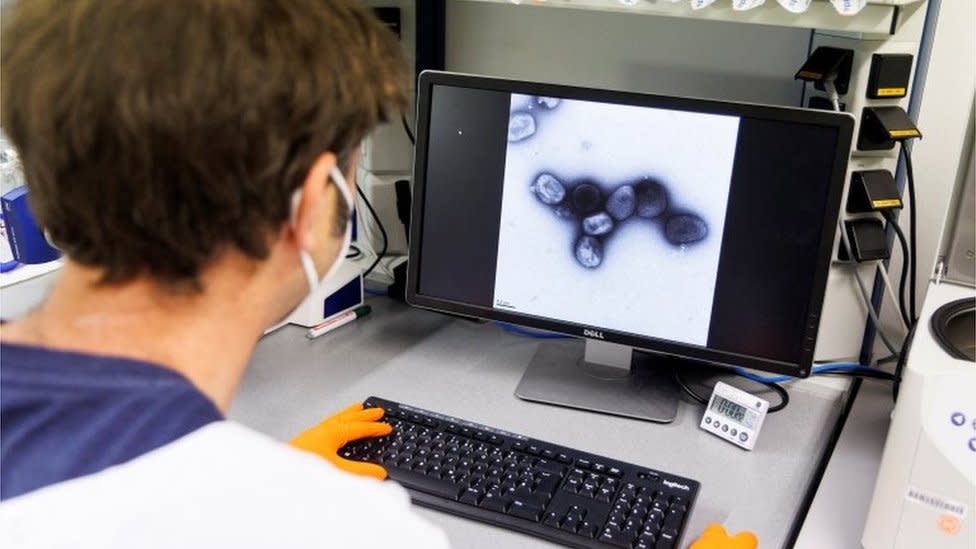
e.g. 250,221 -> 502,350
289,166 -> 355,294
290,187 -> 320,293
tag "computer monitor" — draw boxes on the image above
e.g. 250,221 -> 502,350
407,71 -> 854,423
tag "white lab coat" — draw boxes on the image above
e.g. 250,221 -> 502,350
0,421 -> 450,548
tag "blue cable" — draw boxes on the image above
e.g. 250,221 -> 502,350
0,259 -> 18,273
733,363 -> 889,384
495,322 -> 571,340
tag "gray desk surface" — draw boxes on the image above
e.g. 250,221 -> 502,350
230,296 -> 849,548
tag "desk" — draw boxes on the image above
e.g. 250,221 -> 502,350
230,296 -> 850,548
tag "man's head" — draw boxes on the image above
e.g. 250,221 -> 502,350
1,0 -> 407,299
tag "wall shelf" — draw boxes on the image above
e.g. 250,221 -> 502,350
461,0 -> 926,37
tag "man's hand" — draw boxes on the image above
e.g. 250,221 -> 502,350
290,403 -> 392,480
689,523 -> 758,549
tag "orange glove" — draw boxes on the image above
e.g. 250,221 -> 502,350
290,403 -> 392,480
689,523 -> 759,549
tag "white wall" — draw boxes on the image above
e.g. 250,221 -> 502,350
908,0 -> 976,292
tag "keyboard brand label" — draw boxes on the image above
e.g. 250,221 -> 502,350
663,479 -> 691,492
583,329 -> 605,339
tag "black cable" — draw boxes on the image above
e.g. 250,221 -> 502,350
743,375 -> 790,413
883,209 -> 912,327
346,244 -> 363,260
902,143 -> 918,322
672,370 -> 709,405
673,368 -> 789,413
401,114 -> 415,145
818,369 -> 896,381
892,322 -> 916,401
356,186 -> 388,279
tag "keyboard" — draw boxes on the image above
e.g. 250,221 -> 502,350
340,397 -> 701,549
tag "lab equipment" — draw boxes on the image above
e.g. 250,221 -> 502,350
862,152 -> 975,549
1,187 -> 60,264
699,381 -> 769,451
407,71 -> 854,422
340,397 -> 701,549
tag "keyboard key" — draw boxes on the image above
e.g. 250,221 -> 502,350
592,462 -> 608,473
388,468 -> 461,501
459,487 -> 483,505
507,499 -> 543,522
576,458 -> 593,470
560,513 -> 580,533
535,459 -> 564,475
479,491 -> 509,513
655,530 -> 677,549
579,520 -> 600,539
556,453 -> 571,464
542,511 -> 560,527
662,511 -> 684,535
541,449 -> 556,459
599,528 -> 633,548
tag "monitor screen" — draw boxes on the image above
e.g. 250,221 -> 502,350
407,72 -> 853,378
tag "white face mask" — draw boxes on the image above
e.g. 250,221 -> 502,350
267,166 -> 354,332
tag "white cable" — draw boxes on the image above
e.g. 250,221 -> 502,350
838,220 -> 901,356
877,263 -> 909,331
824,79 -> 841,112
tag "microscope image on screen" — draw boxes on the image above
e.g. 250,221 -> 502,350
493,94 -> 741,346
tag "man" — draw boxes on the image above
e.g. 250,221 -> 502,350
0,0 -> 447,546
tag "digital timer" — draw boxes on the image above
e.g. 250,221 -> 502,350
699,381 -> 769,450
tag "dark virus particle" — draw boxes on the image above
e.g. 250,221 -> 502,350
582,212 -> 614,236
575,235 -> 603,269
572,183 -> 603,215
605,185 -> 636,221
665,213 -> 708,245
635,178 -> 668,219
534,96 -> 561,110
508,111 -> 536,142
530,173 -> 566,205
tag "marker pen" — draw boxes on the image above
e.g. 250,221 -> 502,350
306,304 -> 372,339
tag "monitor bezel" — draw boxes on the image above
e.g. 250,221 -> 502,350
406,70 -> 854,378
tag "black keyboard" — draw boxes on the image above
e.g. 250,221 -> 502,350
340,397 -> 701,549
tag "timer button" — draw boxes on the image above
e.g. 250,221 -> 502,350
713,421 -> 721,429
950,412 -> 965,427
739,432 -> 749,442
969,438 -> 975,453
705,417 -> 712,425
730,428 -> 738,437
721,425 -> 729,433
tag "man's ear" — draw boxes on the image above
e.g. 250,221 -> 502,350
292,152 -> 338,252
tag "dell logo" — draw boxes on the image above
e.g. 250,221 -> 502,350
583,329 -> 605,340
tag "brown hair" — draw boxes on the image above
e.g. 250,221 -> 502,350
1,0 -> 407,287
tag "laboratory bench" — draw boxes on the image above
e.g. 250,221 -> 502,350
230,295 -> 892,548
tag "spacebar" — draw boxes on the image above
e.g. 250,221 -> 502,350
388,468 -> 461,501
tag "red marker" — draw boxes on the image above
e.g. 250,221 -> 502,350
306,305 -> 372,339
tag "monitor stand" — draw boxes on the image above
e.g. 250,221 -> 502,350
515,339 -> 680,423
